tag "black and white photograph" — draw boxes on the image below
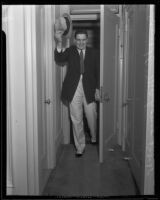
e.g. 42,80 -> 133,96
1,4 -> 155,198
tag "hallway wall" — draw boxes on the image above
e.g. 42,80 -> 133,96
122,5 -> 154,194
3,4 -> 154,196
3,5 -> 29,195
4,5 -> 64,195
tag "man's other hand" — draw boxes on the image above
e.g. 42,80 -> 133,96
95,89 -> 100,101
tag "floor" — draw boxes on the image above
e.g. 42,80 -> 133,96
42,142 -> 139,197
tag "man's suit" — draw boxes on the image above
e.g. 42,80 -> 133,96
54,44 -> 99,155
54,45 -> 100,104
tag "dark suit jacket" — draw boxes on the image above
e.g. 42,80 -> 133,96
54,45 -> 100,104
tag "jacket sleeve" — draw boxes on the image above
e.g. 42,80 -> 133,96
54,47 -> 69,66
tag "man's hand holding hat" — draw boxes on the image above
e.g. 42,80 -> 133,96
54,30 -> 63,43
54,17 -> 66,43
54,13 -> 72,44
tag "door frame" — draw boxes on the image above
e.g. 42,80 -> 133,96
44,5 -> 57,169
60,5 -> 71,145
99,5 -> 120,162
62,5 -> 123,153
99,5 -> 104,163
23,5 -> 56,194
121,6 -> 129,151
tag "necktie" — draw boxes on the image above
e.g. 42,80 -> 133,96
80,50 -> 84,74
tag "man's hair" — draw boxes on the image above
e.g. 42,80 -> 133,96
74,30 -> 88,39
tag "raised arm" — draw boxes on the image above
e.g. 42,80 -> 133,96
54,30 -> 69,64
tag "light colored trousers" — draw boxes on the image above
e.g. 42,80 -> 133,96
69,75 -> 97,153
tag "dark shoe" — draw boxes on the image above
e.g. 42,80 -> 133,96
91,140 -> 97,145
91,141 -> 97,145
75,149 -> 85,157
75,152 -> 83,157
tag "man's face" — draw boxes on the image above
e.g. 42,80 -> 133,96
75,33 -> 88,50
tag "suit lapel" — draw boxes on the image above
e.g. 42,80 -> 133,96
72,46 -> 81,72
72,45 -> 80,61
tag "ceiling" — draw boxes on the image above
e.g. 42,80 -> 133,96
70,5 -> 119,14
70,5 -> 119,21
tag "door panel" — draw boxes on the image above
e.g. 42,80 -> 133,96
99,5 -> 119,162
41,6 -> 47,167
125,6 -> 142,190
125,6 -> 142,189
124,5 -> 148,193
36,6 -> 51,193
131,6 -> 148,192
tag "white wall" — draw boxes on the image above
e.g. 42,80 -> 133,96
4,4 -> 65,195
3,5 -> 28,195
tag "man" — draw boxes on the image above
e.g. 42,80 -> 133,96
54,29 -> 100,157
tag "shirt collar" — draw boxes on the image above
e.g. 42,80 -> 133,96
77,48 -> 86,53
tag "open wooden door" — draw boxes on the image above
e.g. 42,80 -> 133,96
35,5 -> 54,193
99,5 -> 119,162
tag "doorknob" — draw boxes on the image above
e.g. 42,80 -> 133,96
44,99 -> 51,104
122,98 -> 133,107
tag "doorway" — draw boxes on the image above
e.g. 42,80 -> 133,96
69,19 -> 100,145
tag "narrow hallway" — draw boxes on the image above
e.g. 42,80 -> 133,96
3,5 -> 154,196
43,143 -> 138,196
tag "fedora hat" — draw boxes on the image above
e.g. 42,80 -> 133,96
54,13 -> 72,38
62,13 -> 72,38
